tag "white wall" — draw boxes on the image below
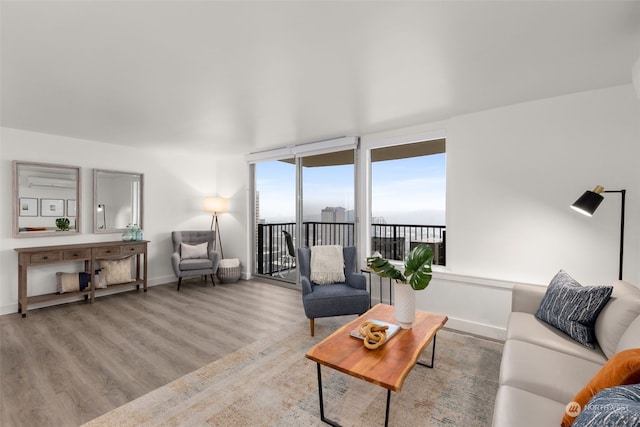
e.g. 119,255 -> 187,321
0,128 -> 221,314
447,84 -> 639,286
364,84 -> 639,339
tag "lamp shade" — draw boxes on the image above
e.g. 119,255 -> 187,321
571,186 -> 604,216
204,197 -> 228,213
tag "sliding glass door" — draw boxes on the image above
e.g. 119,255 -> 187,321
250,138 -> 358,283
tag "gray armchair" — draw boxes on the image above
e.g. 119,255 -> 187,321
298,246 -> 370,336
171,230 -> 221,291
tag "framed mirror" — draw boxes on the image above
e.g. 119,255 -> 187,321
93,169 -> 144,233
13,161 -> 81,237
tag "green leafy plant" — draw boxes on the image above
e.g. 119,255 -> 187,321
55,217 -> 70,231
366,243 -> 434,291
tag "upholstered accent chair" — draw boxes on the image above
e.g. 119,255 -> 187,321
171,230 -> 221,291
297,246 -> 370,336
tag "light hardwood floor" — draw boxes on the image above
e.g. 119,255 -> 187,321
0,278 -> 307,426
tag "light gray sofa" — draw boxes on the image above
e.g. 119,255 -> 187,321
493,280 -> 640,427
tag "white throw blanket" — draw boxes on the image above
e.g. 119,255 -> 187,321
310,245 -> 345,285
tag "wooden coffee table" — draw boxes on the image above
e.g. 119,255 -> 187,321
305,303 -> 448,426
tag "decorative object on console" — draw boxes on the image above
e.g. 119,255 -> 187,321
204,197 -> 228,259
571,185 -> 626,280
366,244 -> 434,329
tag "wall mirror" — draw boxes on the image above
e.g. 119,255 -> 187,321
13,161 -> 81,237
93,169 -> 144,233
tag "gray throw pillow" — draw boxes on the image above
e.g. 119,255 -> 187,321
535,270 -> 612,348
573,384 -> 640,427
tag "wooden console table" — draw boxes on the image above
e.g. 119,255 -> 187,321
15,240 -> 149,317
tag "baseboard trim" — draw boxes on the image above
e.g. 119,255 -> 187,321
369,296 -> 505,341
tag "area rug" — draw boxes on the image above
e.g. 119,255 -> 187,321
83,319 -> 503,427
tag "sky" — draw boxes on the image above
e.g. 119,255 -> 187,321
255,153 -> 446,225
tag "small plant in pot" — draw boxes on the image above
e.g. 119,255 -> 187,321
55,217 -> 70,231
366,244 -> 434,329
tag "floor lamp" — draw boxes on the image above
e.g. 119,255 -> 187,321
571,185 -> 626,280
204,197 -> 228,259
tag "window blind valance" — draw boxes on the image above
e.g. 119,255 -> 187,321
247,136 -> 358,164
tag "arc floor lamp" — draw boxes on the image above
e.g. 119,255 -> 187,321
204,197 -> 228,259
571,185 -> 626,280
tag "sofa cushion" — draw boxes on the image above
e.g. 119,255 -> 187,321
594,280 -> 640,358
573,384 -> 640,427
535,270 -> 612,348
616,315 -> 640,353
179,258 -> 213,271
492,385 -> 567,427
507,312 -> 606,364
561,348 -> 640,427
499,340 -> 602,404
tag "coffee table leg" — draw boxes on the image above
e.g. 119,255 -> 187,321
317,363 -> 341,426
384,389 -> 391,427
417,334 -> 437,368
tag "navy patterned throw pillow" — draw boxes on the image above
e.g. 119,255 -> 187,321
535,270 -> 612,348
573,384 -> 640,427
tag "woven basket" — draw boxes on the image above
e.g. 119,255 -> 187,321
217,259 -> 241,283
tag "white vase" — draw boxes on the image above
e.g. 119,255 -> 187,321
393,281 -> 416,329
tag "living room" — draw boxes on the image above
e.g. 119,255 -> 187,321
1,1 -> 640,426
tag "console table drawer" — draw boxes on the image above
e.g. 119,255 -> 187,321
62,249 -> 91,260
95,247 -> 122,257
122,244 -> 145,255
30,252 -> 61,264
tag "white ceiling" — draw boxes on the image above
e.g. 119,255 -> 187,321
2,1 -> 640,155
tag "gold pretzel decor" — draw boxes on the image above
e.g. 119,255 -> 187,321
359,321 -> 389,350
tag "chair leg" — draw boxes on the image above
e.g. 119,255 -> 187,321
210,274 -> 215,286
310,318 -> 315,337
177,277 -> 182,291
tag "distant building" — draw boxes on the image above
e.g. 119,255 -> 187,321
320,206 -> 349,245
321,206 -> 346,223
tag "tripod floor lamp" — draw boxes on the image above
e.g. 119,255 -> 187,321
204,197 -> 228,259
571,185 -> 626,280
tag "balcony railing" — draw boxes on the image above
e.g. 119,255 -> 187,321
257,222 -> 445,277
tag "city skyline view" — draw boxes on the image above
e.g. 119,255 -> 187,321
255,153 -> 446,226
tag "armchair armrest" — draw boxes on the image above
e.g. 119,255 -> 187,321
346,272 -> 366,290
512,283 -> 546,314
300,276 -> 313,296
171,252 -> 181,276
209,250 -> 221,271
